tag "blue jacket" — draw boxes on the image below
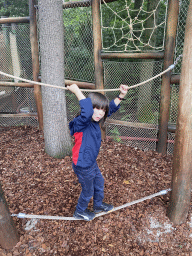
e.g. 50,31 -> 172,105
69,98 -> 120,168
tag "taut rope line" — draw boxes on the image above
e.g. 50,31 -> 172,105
11,188 -> 171,221
0,55 -> 182,92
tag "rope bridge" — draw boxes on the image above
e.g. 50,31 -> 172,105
1,56 -> 181,221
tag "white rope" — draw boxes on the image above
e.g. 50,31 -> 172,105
11,188 -> 171,221
0,60 -> 179,93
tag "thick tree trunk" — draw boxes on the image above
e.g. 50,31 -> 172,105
167,0 -> 192,224
38,0 -> 72,158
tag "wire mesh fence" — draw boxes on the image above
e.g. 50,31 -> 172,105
103,60 -> 162,151
173,0 -> 189,74
0,0 -> 190,155
0,23 -> 37,127
63,6 -> 94,83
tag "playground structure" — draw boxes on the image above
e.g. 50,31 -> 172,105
0,0 -> 192,250
0,0 -> 185,155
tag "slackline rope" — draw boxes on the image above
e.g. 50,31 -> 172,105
11,188 -> 171,221
0,55 -> 182,93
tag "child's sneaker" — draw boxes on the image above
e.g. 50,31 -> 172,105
73,209 -> 95,221
93,202 -> 114,213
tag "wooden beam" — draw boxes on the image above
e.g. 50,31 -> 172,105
157,0 -> 179,154
101,52 -> 164,59
170,74 -> 180,84
38,77 -> 96,89
107,119 -> 157,130
0,82 -> 34,88
65,79 -> 95,89
168,123 -> 176,133
29,0 -> 44,130
167,0 -> 192,224
107,119 -> 176,133
0,17 -> 29,24
0,79 -> 96,89
0,113 -> 37,117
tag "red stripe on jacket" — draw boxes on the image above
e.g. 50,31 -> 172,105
72,132 -> 83,165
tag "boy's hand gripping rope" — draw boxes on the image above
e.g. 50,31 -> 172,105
0,55 -> 182,93
11,188 -> 171,221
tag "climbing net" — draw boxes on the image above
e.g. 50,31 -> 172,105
101,0 -> 168,52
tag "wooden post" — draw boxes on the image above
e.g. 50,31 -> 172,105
29,0 -> 44,130
0,183 -> 19,249
167,0 -> 192,224
157,0 -> 179,154
92,0 -> 106,138
91,0 -> 104,91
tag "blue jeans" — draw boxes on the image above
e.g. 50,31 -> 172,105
73,162 -> 104,212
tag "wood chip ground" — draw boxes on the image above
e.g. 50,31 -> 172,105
1,127 -> 192,255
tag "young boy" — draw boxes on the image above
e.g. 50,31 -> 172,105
67,84 -> 128,221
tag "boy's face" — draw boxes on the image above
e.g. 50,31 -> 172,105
92,108 -> 105,122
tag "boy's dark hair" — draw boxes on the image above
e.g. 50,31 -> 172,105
88,92 -> 109,123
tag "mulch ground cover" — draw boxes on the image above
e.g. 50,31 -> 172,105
0,126 -> 192,256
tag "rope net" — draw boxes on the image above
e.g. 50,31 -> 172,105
101,0 -> 168,52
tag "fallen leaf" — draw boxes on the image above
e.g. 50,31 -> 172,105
41,244 -> 47,250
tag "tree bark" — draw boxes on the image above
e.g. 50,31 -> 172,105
38,0 -> 72,158
157,0 -> 179,154
0,183 -> 19,249
167,0 -> 192,224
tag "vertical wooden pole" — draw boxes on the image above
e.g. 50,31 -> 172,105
91,0 -> 106,138
0,183 -> 19,249
167,0 -> 192,224
157,0 -> 179,154
91,0 -> 104,90
29,0 -> 44,130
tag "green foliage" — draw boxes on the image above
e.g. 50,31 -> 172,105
0,0 -> 29,17
110,127 -> 122,143
137,103 -> 156,124
63,7 -> 94,82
